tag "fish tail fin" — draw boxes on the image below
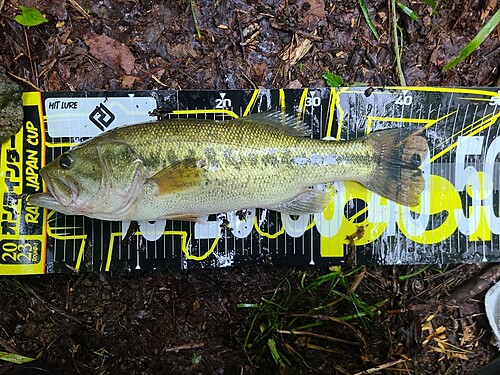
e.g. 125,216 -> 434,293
363,128 -> 428,207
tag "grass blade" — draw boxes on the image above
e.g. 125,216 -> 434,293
391,0 -> 406,85
189,0 -> 202,41
397,2 -> 419,20
443,9 -> 500,71
358,0 -> 380,40
398,265 -> 431,281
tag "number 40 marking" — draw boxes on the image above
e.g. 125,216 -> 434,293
395,95 -> 413,105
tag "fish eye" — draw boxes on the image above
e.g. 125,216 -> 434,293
59,153 -> 74,169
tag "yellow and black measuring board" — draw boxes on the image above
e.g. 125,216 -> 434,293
0,87 -> 499,274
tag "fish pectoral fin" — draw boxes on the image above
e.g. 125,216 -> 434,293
148,158 -> 206,196
267,189 -> 332,215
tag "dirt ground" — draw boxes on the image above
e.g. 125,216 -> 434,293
0,0 -> 500,374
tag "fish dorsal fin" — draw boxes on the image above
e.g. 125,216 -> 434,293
233,111 -> 311,137
148,158 -> 206,196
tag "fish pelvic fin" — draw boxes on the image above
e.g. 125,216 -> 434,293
266,189 -> 332,215
148,158 -> 206,195
364,128 -> 428,207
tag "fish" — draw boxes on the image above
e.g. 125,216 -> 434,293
28,111 -> 428,221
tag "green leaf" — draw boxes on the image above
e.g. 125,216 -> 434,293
358,0 -> 380,40
397,2 -> 419,20
15,6 -> 48,27
322,71 -> 344,87
443,9 -> 500,71
422,0 -> 436,11
0,351 -> 36,364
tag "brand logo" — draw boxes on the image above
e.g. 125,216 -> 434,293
89,104 -> 115,131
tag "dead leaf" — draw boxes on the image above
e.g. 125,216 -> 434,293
121,75 -> 138,89
481,0 -> 497,21
299,0 -> 326,29
282,35 -> 313,65
287,79 -> 302,89
84,32 -> 135,74
429,46 -> 443,66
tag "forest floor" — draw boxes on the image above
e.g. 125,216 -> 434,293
0,0 -> 499,374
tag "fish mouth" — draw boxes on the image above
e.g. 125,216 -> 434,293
29,169 -> 79,208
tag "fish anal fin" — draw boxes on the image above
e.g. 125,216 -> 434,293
234,111 -> 311,137
148,158 -> 205,196
267,189 -> 331,215
160,214 -> 206,223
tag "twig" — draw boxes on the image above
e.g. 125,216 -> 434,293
277,329 -> 360,346
0,0 -> 5,13
293,29 -> 323,42
163,343 -> 204,352
67,0 -> 93,22
151,74 -> 170,88
236,10 -> 246,60
6,71 -> 42,91
353,358 -> 407,375
447,263 -> 500,304
23,28 -> 38,89
0,337 -> 19,355
22,283 -> 92,328
306,343 -> 344,354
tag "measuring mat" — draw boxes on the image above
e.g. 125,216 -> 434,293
1,87 -> 499,274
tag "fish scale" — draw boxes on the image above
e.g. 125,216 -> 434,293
28,112 -> 428,221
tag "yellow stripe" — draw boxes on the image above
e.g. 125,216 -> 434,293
325,88 -> 337,138
181,236 -> 220,261
349,206 -> 368,222
343,86 -> 499,98
298,88 -> 309,116
279,89 -> 286,109
390,86 -> 500,98
335,87 -> 349,140
253,216 -> 285,238
457,97 -> 496,102
172,109 -> 239,118
430,111 -> 500,162
242,89 -> 260,117
22,92 -> 42,106
46,142 -> 77,148
46,211 -> 87,271
430,113 -> 493,154
365,111 -> 457,134
105,230 -> 190,271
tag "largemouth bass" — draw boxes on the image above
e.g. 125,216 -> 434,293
28,112 -> 428,221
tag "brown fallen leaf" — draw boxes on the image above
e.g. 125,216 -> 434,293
84,32 -> 135,75
281,35 -> 314,66
299,0 -> 327,30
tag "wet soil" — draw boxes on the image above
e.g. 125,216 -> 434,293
0,0 -> 499,374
